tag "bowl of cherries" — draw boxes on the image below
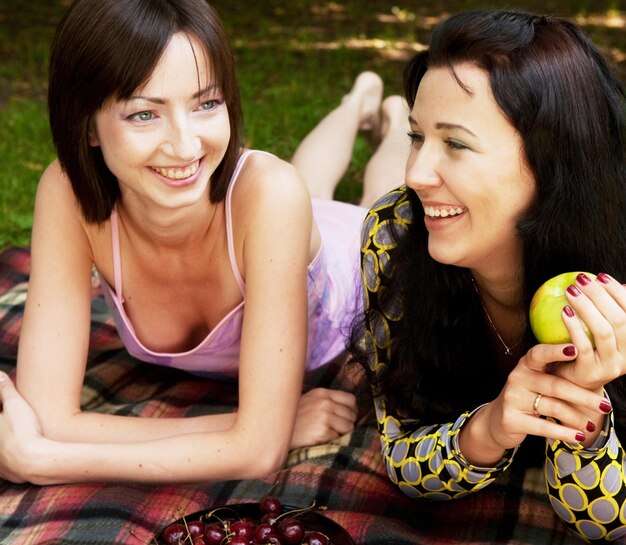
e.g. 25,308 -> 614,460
156,495 -> 354,545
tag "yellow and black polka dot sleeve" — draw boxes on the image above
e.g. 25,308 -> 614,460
546,411 -> 626,541
360,188 -> 514,499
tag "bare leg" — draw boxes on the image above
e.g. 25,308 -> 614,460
291,72 -> 383,200
359,96 -> 411,209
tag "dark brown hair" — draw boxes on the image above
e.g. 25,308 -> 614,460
351,10 -> 626,424
48,0 -> 243,223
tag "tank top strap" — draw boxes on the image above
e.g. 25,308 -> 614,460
224,149 -> 273,295
109,206 -> 124,303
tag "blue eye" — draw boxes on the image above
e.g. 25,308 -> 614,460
199,100 -> 219,111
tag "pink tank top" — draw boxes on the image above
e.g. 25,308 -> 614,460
97,150 -> 365,380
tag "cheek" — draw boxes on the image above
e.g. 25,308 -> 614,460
217,114 -> 231,144
491,159 -> 536,219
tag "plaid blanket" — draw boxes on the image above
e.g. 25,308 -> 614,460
0,247 -> 586,545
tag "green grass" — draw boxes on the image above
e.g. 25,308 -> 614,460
1,0 -> 625,249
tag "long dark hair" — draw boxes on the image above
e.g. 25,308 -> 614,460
351,10 -> 626,428
48,0 -> 244,224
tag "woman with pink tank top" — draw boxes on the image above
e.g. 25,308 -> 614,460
0,0 -> 408,485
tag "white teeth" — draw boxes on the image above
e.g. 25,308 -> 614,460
423,205 -> 464,218
153,161 -> 198,180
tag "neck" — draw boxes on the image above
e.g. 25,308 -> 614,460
470,269 -> 523,311
470,271 -> 526,356
116,199 -> 220,249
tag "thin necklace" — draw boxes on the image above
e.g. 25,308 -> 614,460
471,277 -> 523,356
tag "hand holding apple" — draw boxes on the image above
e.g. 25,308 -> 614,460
529,271 -> 596,345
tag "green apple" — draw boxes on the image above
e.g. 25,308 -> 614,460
529,271 -> 595,345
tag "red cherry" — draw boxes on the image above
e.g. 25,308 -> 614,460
187,520 -> 205,539
260,512 -> 280,526
265,536 -> 284,545
203,523 -> 227,545
229,537 -> 250,545
252,522 -> 274,543
260,496 -> 283,515
302,532 -> 329,545
277,518 -> 305,545
192,538 -> 207,545
231,519 -> 255,539
162,523 -> 187,544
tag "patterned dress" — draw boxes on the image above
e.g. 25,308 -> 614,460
359,187 -> 626,542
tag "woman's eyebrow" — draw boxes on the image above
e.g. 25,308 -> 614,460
408,116 -> 477,138
435,122 -> 477,138
128,84 -> 219,104
192,84 -> 219,99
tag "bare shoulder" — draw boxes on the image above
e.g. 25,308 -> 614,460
32,159 -> 96,259
36,159 -> 83,215
229,151 -> 319,268
231,151 -> 311,212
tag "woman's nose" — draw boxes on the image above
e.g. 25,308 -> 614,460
404,147 -> 442,191
163,115 -> 201,160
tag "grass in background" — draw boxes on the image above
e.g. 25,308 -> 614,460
1,0 -> 625,249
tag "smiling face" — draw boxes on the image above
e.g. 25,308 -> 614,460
90,32 -> 231,213
405,63 -> 536,280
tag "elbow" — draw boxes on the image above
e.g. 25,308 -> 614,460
32,403 -> 82,442
38,413 -> 73,441
240,441 -> 289,481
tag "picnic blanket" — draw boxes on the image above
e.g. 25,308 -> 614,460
0,246 -> 587,545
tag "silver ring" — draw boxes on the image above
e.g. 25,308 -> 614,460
532,394 -> 543,415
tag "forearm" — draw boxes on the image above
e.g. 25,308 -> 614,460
377,400 -> 515,499
458,403 -> 513,466
25,422 -> 284,486
41,409 -> 237,444
545,411 -> 626,541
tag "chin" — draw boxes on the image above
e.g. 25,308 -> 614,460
427,242 -> 462,267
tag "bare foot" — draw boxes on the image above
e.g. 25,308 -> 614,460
380,95 -> 409,140
342,71 -> 383,148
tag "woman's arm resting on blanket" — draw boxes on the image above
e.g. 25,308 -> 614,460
8,158 -> 343,483
374,396 -> 515,499
16,166 -> 241,443
0,372 -> 280,484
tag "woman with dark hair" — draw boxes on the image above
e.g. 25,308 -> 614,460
0,0 -> 409,484
350,9 -> 626,542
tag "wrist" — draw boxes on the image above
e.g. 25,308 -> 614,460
24,437 -> 64,486
458,404 -> 512,467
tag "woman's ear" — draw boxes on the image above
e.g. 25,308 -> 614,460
88,122 -> 99,147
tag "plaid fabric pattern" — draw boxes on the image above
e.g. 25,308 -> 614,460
0,247 -> 587,544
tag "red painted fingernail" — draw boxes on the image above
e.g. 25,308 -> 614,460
575,431 -> 586,442
567,285 -> 581,297
597,272 -> 611,284
563,305 -> 575,318
562,345 -> 576,357
586,420 -> 596,433
576,273 -> 591,286
600,400 -> 612,413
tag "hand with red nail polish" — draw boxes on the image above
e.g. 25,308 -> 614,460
460,341 -> 612,464
549,270 -> 626,394
529,272 -> 595,345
